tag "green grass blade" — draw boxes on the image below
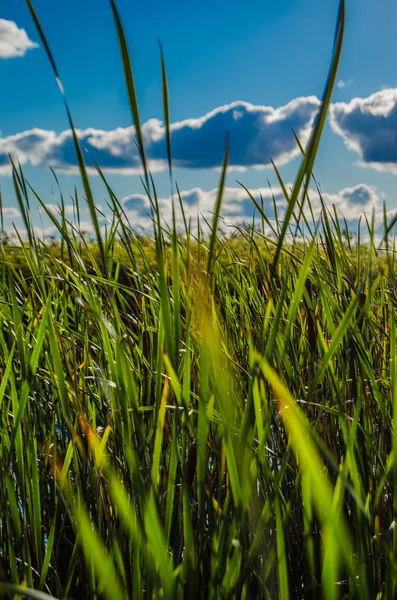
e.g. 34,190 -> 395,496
271,0 -> 345,274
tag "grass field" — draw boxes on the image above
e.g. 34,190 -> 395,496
2,0 -> 397,598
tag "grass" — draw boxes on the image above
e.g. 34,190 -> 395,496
1,0 -> 397,598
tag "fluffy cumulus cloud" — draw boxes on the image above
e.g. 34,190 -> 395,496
0,19 -> 38,58
0,98 -> 320,175
309,183 -> 384,221
2,207 -> 21,218
330,88 -> 397,172
39,203 -> 77,217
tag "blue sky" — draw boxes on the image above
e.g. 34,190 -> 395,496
1,0 -> 397,235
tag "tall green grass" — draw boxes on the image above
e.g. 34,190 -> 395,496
1,0 -> 397,597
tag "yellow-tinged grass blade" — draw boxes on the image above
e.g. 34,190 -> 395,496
144,492 -> 175,596
73,502 -> 126,599
255,353 -> 369,599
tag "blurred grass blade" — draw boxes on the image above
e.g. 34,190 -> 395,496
0,583 -> 59,600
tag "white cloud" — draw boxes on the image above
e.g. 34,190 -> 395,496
1,183 -> 391,241
309,183 -> 383,221
2,207 -> 21,218
120,183 -> 386,234
121,184 -> 289,231
43,183 -> 389,238
39,203 -> 78,217
0,98 -> 320,174
0,19 -> 38,58
330,88 -> 397,172
336,79 -> 353,90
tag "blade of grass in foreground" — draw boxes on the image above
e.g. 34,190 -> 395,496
271,0 -> 345,274
109,0 -> 150,192
144,492 -> 175,597
275,496 -> 290,600
0,583 -> 59,600
391,310 -> 397,587
159,40 -> 173,183
255,353 -> 369,599
73,500 -> 126,599
309,286 -> 363,395
25,0 -> 108,277
207,136 -> 229,278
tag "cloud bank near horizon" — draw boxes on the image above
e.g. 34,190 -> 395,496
2,182 -> 392,241
121,182 -> 387,227
0,19 -> 39,59
0,98 -> 320,175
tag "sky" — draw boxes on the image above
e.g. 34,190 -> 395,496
1,0 -> 397,237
